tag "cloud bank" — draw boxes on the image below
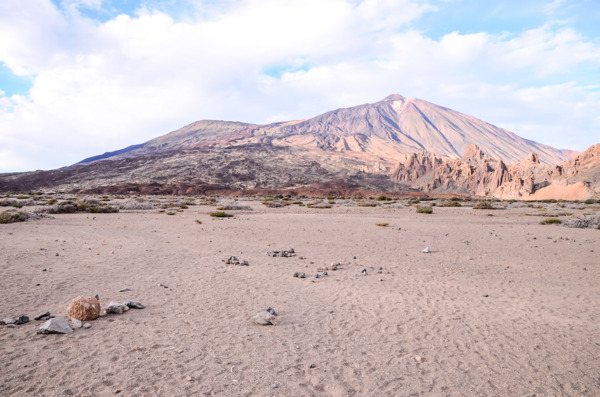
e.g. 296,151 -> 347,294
0,0 -> 599,171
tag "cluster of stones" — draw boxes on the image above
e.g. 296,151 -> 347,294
267,248 -> 295,257
225,256 -> 249,266
0,296 -> 147,335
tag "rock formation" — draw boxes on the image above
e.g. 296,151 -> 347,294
391,143 -> 600,200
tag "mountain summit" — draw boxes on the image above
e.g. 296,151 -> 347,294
79,94 -> 568,168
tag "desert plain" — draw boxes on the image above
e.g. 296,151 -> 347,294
1,196 -> 599,396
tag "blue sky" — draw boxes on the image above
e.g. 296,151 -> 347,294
0,0 -> 599,172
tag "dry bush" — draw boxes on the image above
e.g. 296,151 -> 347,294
562,215 -> 600,229
0,210 -> 29,224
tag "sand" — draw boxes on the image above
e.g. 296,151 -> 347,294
1,200 -> 599,396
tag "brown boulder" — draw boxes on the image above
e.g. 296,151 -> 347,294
67,296 -> 101,321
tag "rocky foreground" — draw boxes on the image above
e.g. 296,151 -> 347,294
1,197 -> 598,395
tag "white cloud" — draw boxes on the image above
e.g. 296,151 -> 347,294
0,0 -> 599,172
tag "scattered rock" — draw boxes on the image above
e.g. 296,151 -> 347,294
270,384 -> 279,389
266,307 -> 277,316
313,273 -> 320,279
483,294 -> 489,298
267,249 -> 295,257
1,318 -> 16,325
68,296 -> 101,321
361,269 -> 367,275
293,272 -> 306,278
123,300 -> 145,309
71,318 -> 83,329
34,312 -> 51,321
309,364 -> 316,369
321,271 -> 328,276
105,302 -> 130,315
415,355 -> 424,363
158,283 -> 168,288
421,247 -> 431,253
15,315 -> 29,325
252,309 -> 276,325
37,317 -> 73,334
83,322 -> 92,329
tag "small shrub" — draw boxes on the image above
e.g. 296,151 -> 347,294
376,196 -> 388,201
216,206 -> 226,210
166,211 -> 176,215
541,218 -> 562,225
584,199 -> 597,205
210,211 -> 233,218
416,206 -> 433,214
357,202 -> 377,207
443,201 -> 462,207
0,210 -> 29,224
376,222 -> 389,227
473,201 -> 495,210
46,198 -> 58,205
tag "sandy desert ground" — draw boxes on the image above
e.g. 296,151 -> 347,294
1,198 -> 599,396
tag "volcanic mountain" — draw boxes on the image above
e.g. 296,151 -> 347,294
0,94 -> 589,197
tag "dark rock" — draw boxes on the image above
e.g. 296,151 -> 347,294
37,317 -> 73,334
34,312 -> 50,321
266,307 -> 277,316
15,315 -> 29,325
293,272 -> 306,278
105,302 -> 129,314
123,300 -> 145,309
309,364 -> 316,368
483,294 -> 489,298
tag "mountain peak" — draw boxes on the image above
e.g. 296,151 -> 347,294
381,93 -> 405,102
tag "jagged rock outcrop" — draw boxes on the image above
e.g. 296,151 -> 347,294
391,143 -> 600,200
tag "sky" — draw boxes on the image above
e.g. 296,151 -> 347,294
0,0 -> 599,172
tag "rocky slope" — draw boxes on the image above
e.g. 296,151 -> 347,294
391,143 -> 600,200
78,94 -> 568,169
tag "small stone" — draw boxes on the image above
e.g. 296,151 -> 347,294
71,318 -> 83,328
361,269 -> 367,275
158,283 -> 168,288
34,312 -> 51,321
105,302 -> 130,315
266,307 -> 277,316
38,317 -> 73,334
252,310 -> 276,325
1,318 -> 16,325
123,300 -> 145,309
379,278 -> 384,282
42,268 -> 47,271
119,288 -> 132,292
186,376 -> 194,381
415,356 -> 423,363
321,271 -> 328,276
313,274 -> 320,278
483,294 -> 489,298
83,322 -> 92,329
309,364 -> 316,369
270,384 -> 279,389
14,315 -> 29,325
240,260 -> 249,266
293,272 -> 306,278
421,247 -> 431,253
